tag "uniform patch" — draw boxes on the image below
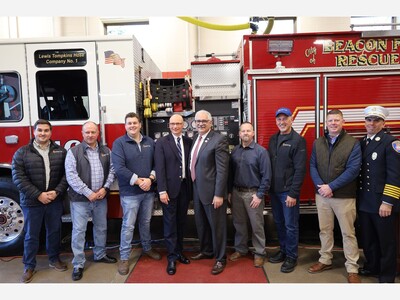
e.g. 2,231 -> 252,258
392,140 -> 400,153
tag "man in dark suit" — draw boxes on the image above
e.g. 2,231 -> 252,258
358,105 -> 400,283
154,114 -> 193,275
189,109 -> 230,275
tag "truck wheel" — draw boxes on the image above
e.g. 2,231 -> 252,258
0,177 -> 24,257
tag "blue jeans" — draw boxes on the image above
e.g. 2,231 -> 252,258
70,199 -> 108,268
119,193 -> 155,260
270,192 -> 300,259
22,200 -> 63,270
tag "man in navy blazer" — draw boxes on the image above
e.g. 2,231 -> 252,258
189,110 -> 230,275
154,114 -> 193,275
358,105 -> 400,283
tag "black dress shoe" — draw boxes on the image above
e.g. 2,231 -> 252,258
211,261 -> 226,275
167,261 -> 176,275
280,257 -> 297,273
190,253 -> 213,260
177,254 -> 191,264
94,255 -> 117,264
72,267 -> 83,281
359,267 -> 378,277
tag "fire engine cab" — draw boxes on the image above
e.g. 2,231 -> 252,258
0,35 -> 161,255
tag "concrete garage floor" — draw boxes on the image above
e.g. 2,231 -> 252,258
1,242 -> 399,284
1,243 -> 399,300
1,214 -> 399,300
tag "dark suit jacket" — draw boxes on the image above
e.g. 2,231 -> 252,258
358,129 -> 400,213
190,131 -> 229,204
154,134 -> 192,199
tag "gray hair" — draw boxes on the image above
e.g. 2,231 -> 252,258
195,110 -> 212,121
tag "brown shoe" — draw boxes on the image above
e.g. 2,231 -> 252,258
348,272 -> 361,283
21,269 -> 35,283
49,258 -> 68,272
118,260 -> 129,275
308,262 -> 332,274
254,256 -> 265,268
211,261 -> 226,275
230,251 -> 246,261
143,249 -> 162,260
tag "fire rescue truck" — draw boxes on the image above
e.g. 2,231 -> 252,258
0,35 -> 162,256
240,30 -> 400,206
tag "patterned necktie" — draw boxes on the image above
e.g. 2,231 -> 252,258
190,135 -> 202,181
366,138 -> 371,145
176,137 -> 182,165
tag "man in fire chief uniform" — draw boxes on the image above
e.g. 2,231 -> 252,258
358,105 -> 400,283
358,106 -> 400,283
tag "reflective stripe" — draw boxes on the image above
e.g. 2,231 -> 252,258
383,184 -> 400,199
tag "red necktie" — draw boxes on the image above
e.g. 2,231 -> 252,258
190,135 -> 202,181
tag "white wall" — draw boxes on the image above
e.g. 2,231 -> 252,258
0,16 -> 353,73
195,17 -> 250,59
126,17 -> 192,72
297,16 -> 350,32
0,17 -> 56,38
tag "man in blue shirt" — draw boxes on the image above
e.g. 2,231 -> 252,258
228,122 -> 271,268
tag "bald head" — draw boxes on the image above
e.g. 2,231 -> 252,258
169,114 -> 184,136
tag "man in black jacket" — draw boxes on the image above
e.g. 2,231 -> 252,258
12,119 -> 68,283
268,107 -> 307,273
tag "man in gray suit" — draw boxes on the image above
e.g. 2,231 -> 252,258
189,110 -> 230,275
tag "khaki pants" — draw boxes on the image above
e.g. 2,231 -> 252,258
315,194 -> 360,273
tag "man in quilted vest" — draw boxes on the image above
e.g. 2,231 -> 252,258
308,109 -> 362,283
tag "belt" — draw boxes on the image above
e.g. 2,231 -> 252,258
234,186 -> 258,193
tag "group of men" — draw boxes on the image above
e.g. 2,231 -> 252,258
11,104 -> 400,283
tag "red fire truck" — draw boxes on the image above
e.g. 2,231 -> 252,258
0,36 -> 161,256
240,30 -> 400,209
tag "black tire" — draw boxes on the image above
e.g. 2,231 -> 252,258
0,177 -> 25,257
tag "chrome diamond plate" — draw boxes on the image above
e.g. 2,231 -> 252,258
191,62 -> 241,99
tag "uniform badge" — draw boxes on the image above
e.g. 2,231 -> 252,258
375,137 -> 381,141
372,152 -> 377,160
392,140 -> 400,153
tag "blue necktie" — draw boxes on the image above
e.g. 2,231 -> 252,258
176,137 -> 182,165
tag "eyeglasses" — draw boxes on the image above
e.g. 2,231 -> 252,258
195,119 -> 210,124
169,123 -> 183,126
